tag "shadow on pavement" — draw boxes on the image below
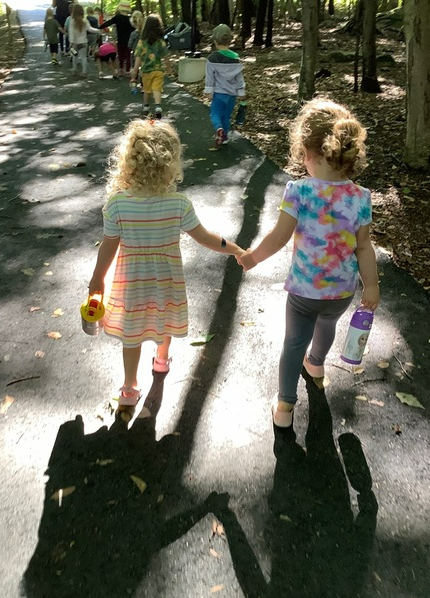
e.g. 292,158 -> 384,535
209,369 -> 378,598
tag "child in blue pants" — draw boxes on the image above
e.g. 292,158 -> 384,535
204,24 -> 246,147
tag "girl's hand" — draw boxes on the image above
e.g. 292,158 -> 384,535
89,277 -> 105,297
238,249 -> 257,271
361,285 -> 380,311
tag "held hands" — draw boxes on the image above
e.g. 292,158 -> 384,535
360,285 -> 380,312
236,248 -> 257,271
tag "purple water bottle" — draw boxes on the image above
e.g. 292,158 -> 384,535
341,308 -> 374,365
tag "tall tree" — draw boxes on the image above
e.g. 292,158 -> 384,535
181,0 -> 191,23
403,0 -> 430,168
158,0 -> 168,26
210,0 -> 230,25
253,0 -> 268,45
265,0 -> 274,47
297,0 -> 319,101
361,0 -> 381,92
171,0 -> 179,21
242,0 -> 253,43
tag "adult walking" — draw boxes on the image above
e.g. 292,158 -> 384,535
52,0 -> 72,54
99,1 -> 134,75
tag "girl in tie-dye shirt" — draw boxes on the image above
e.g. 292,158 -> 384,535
240,99 -> 380,428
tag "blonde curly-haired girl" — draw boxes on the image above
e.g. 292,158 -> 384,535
239,98 -> 379,428
89,120 -> 244,408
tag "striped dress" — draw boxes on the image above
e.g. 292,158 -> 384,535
102,189 -> 200,348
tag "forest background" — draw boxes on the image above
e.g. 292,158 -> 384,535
1,0 -> 429,291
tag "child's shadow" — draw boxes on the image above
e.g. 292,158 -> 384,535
214,369 -> 379,598
21,373 -> 227,598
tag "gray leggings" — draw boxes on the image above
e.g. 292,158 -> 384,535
279,293 -> 353,404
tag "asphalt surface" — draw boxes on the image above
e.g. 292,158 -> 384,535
1,5 -> 430,598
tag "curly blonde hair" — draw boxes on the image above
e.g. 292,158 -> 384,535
289,98 -> 367,178
106,120 -> 183,196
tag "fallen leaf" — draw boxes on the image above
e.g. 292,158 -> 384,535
353,366 -> 365,375
194,157 -> 207,161
393,424 -> 402,435
52,308 -> 64,317
208,147 -> 218,151
377,361 -> 390,369
44,271 -> 54,276
21,268 -> 35,276
0,395 -> 15,415
372,571 -> 382,583
43,262 -> 50,266
395,392 -> 424,409
241,194 -> 249,200
211,519 -> 217,536
211,585 -> 224,593
96,459 -> 115,466
210,548 -> 221,559
240,321 -> 255,326
130,475 -> 147,493
35,350 -> 45,358
3,355 -> 10,361
279,514 -> 292,522
29,306 -> 41,312
369,399 -> 385,407
216,523 -> 225,537
95,404 -> 105,420
48,163 -> 60,171
157,494 -> 164,504
190,333 -> 215,346
50,486 -> 76,501
47,331 -> 62,340
355,395 -> 368,401
36,233 -> 56,239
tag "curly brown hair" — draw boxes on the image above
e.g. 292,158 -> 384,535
106,119 -> 183,197
289,98 -> 367,178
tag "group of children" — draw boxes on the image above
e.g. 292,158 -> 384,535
88,98 -> 380,427
44,2 -> 245,141
43,7 -> 381,427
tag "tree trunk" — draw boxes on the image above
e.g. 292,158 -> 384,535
201,0 -> 209,21
403,0 -> 430,168
286,0 -> 301,20
253,0 -> 268,45
210,0 -> 231,25
328,0 -> 334,15
158,0 -> 168,26
181,0 -> 191,24
135,0 -> 143,12
171,0 -> 179,21
353,0 -> 363,93
361,0 -> 381,92
242,0 -> 253,40
265,0 -> 274,46
298,0 -> 319,101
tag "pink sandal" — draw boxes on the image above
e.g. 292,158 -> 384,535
152,356 -> 172,373
118,386 -> 142,407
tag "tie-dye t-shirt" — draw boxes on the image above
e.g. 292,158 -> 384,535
280,178 -> 372,300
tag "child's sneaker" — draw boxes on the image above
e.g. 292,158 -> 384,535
222,131 -> 229,145
215,127 -> 224,146
113,70 -> 119,79
235,102 -> 247,126
155,105 -> 162,119
142,104 -> 151,117
98,71 -> 103,79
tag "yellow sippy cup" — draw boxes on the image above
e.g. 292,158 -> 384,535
80,294 -> 105,336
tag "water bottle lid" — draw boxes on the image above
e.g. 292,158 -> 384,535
351,307 -> 374,330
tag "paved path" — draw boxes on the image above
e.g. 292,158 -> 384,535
1,5 -> 430,598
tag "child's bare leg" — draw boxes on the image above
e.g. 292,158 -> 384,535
143,91 -> 152,105
156,336 -> 171,360
153,90 -> 162,105
123,345 -> 142,389
108,59 -> 118,74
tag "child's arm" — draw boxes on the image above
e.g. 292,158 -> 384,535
88,236 -> 120,295
240,211 -> 296,271
130,55 -> 141,81
187,224 -> 244,257
355,224 -> 380,311
204,61 -> 215,101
